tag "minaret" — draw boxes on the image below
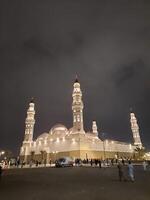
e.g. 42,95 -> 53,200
23,98 -> 35,143
72,76 -> 84,133
92,121 -> 98,136
130,111 -> 142,148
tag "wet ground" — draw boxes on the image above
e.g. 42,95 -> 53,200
0,166 -> 150,200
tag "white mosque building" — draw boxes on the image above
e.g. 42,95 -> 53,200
20,78 -> 143,163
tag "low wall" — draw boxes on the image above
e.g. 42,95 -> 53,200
20,150 -> 133,163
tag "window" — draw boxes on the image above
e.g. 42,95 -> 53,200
77,115 -> 80,122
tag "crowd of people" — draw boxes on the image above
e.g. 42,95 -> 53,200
74,157 -> 135,168
0,156 -> 150,183
117,159 -> 150,182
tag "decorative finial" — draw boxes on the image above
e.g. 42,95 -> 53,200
30,97 -> 34,103
130,107 -> 133,113
75,74 -> 79,83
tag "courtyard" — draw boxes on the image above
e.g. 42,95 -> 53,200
0,166 -> 150,200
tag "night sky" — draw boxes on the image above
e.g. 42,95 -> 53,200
0,0 -> 150,154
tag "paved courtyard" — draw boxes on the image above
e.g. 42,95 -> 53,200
0,166 -> 150,200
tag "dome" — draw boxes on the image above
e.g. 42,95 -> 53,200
37,133 -> 49,141
68,127 -> 73,134
49,124 -> 68,137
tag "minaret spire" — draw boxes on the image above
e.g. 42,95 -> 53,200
130,110 -> 142,148
72,77 -> 84,133
75,74 -> 79,83
20,98 -> 35,162
30,97 -> 34,103
92,121 -> 98,137
23,98 -> 35,142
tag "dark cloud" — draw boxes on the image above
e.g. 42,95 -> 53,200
23,37 -> 50,57
114,59 -> 145,86
0,0 -> 150,154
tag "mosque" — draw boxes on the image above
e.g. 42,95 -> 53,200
20,78 -> 143,163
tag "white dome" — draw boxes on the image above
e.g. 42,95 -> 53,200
37,133 -> 49,141
49,124 -> 68,137
68,127 -> 73,134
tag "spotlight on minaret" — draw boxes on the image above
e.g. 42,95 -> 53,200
130,109 -> 142,148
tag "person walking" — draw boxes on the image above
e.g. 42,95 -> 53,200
128,160 -> 134,182
122,158 -> 125,165
143,160 -> 147,171
117,162 -> 124,181
111,158 -> 114,166
49,159 -> 52,167
29,160 -> 33,168
90,159 -> 93,167
35,160 -> 38,167
0,165 -> 2,180
44,159 -> 47,167
98,160 -> 102,168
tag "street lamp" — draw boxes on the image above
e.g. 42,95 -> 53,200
0,151 -> 5,156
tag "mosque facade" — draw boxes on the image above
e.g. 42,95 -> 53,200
20,78 -> 143,163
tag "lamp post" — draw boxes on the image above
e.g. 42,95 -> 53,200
103,140 -> 106,160
0,151 -> 5,168
101,132 -> 106,160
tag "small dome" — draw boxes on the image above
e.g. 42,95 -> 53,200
51,124 -> 67,131
49,124 -> 68,137
37,133 -> 49,140
68,127 -> 73,134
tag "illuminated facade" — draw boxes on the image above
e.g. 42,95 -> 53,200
20,78 -> 143,163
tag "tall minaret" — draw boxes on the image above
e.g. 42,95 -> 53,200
130,111 -> 142,148
72,76 -> 84,133
92,121 -> 98,137
23,98 -> 35,143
